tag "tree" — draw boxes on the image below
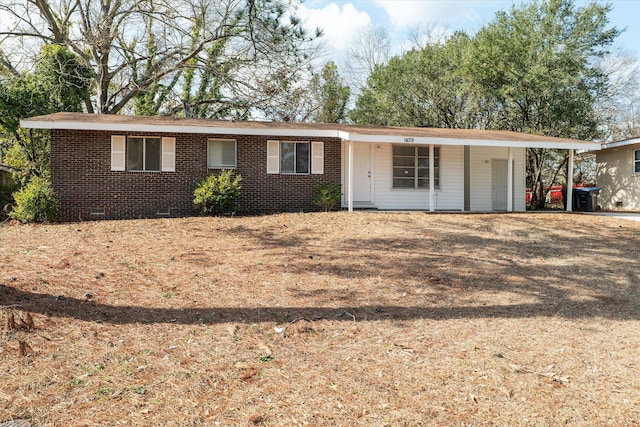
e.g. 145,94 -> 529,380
467,0 -> 619,208
0,45 -> 91,182
350,32 -> 476,128
310,61 -> 350,123
258,60 -> 350,123
342,23 -> 391,92
596,50 -> 640,141
0,0 -> 321,117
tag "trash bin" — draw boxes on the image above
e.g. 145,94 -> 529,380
573,187 -> 600,212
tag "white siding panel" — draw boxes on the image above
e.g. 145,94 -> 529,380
470,146 -> 526,211
370,144 -> 464,210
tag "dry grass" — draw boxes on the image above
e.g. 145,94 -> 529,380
1,212 -> 640,426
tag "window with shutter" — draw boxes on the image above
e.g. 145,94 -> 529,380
268,141 -> 322,175
111,135 -> 175,172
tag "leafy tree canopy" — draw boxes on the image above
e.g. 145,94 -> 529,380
0,45 -> 90,181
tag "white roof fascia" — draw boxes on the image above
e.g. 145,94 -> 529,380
19,119 -> 342,139
21,118 -> 599,150
342,133 -> 599,150
599,137 -> 640,150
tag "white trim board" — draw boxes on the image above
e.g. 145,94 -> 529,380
21,118 -> 600,150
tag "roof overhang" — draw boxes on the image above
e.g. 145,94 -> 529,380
598,136 -> 640,151
20,113 -> 600,150
22,117 -> 342,139
339,133 -> 599,149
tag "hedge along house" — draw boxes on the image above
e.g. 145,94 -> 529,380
595,137 -> 640,210
20,112 -> 599,221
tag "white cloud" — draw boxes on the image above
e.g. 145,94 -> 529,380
297,2 -> 372,52
373,0 -> 470,28
372,0 -> 495,31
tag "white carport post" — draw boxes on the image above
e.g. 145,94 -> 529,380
348,140 -> 354,212
566,148 -> 574,212
429,144 -> 435,212
507,147 -> 513,212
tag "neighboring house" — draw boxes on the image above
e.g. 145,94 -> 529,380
20,113 -> 598,221
595,137 -> 640,210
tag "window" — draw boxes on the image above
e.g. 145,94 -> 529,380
111,135 -> 175,172
635,150 -> 640,174
128,137 -> 161,171
267,140 -> 323,174
392,145 -> 440,189
280,142 -> 309,174
208,139 -> 236,168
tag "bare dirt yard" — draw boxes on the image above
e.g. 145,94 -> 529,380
1,212 -> 640,426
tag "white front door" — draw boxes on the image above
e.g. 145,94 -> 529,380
353,143 -> 372,203
492,159 -> 508,211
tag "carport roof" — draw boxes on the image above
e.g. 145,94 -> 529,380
21,112 -> 599,150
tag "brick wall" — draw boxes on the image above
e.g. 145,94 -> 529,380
51,129 -> 342,221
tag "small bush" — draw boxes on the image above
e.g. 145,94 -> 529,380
193,170 -> 242,215
0,173 -> 19,220
313,181 -> 342,212
9,175 -> 58,223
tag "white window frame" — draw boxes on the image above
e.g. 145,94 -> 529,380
208,139 -> 237,169
634,149 -> 640,174
267,140 -> 324,175
392,145 -> 440,189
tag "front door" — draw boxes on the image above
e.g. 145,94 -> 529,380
353,143 -> 372,203
492,159 -> 508,211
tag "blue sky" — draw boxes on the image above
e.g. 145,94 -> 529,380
298,0 -> 640,62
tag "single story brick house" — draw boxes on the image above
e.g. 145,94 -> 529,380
21,112 -> 598,221
595,136 -> 640,210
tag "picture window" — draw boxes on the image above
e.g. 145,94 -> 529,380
392,145 -> 440,189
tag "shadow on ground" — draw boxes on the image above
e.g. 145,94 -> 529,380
2,284 -> 638,324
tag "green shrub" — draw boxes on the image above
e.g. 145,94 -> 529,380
9,175 -> 58,222
0,172 -> 19,220
313,181 -> 342,212
193,170 -> 242,215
